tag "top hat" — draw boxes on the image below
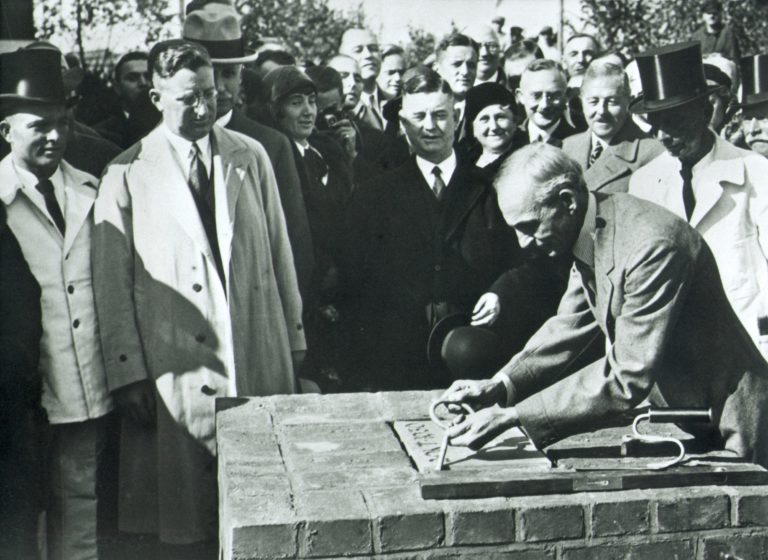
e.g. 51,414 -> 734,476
183,3 -> 258,64
629,42 -> 718,114
0,49 -> 66,107
740,55 -> 768,108
427,313 -> 506,381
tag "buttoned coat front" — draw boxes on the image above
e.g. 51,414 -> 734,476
562,119 -> 664,194
501,194 -> 768,467
629,136 -> 768,343
93,124 -> 305,542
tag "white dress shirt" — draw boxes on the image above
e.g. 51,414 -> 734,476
528,119 -> 560,143
416,151 -> 457,196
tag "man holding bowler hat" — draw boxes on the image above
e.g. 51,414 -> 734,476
628,42 -> 768,346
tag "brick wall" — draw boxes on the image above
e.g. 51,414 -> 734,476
217,392 -> 768,559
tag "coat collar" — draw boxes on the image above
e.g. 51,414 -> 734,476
689,134 -> 746,226
0,155 -> 97,251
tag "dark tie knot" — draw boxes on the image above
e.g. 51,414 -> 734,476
35,178 -> 55,196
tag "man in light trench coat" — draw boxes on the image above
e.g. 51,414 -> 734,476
92,40 -> 305,551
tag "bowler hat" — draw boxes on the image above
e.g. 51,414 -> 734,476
262,66 -> 316,103
0,49 -> 66,107
427,313 -> 506,381
740,55 -> 768,108
629,42 -> 718,114
183,2 -> 257,64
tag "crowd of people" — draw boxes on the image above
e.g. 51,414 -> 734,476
2,0 -> 768,558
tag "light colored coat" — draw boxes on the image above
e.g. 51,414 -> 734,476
0,158 -> 112,423
498,194 -> 768,466
93,124 -> 305,542
629,135 -> 768,343
562,119 -> 664,194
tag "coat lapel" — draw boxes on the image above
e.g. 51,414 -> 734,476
690,155 -> 744,228
61,163 -> 97,255
211,126 -> 247,291
593,195 -> 616,337
441,165 -> 487,242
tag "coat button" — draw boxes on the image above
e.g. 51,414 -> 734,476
67,285 -> 75,294
195,334 -> 206,343
297,323 -> 303,331
193,283 -> 202,292
201,385 -> 216,396
72,319 -> 80,328
119,354 -> 127,362
434,264 -> 442,272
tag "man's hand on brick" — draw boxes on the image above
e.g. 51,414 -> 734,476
439,378 -> 507,413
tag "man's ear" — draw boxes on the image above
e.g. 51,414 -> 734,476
148,89 -> 163,112
0,120 -> 11,144
558,187 -> 579,213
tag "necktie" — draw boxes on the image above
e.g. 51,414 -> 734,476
35,179 -> 66,234
431,166 -> 446,200
367,93 -> 383,128
680,163 -> 695,221
588,141 -> 603,168
187,142 -> 224,285
188,142 -> 212,209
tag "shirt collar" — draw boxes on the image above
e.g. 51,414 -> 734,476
691,130 -> 718,175
2,159 -> 65,205
163,124 -> 212,169
528,118 -> 559,143
216,110 -> 234,128
415,150 -> 457,187
572,192 -> 597,268
475,70 -> 499,85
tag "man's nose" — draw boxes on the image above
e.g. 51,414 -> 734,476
515,230 -> 534,250
749,118 -> 761,134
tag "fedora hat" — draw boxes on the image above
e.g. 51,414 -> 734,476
183,3 -> 258,64
740,55 -> 768,108
0,49 -> 66,107
629,42 -> 718,114
427,313 -> 506,381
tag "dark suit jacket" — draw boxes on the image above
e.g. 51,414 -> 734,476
227,109 -> 315,301
500,193 -> 768,466
342,156 -> 517,390
562,119 -> 664,193
691,23 -> 740,60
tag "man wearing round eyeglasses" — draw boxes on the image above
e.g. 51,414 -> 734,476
92,39 -> 305,553
466,24 -> 506,86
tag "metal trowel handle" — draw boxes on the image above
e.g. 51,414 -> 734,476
645,408 -> 713,424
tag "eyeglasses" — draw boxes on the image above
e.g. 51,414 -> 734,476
174,89 -> 218,107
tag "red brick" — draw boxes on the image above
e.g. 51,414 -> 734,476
654,490 -> 730,533
295,490 -> 372,557
699,533 -> 768,560
364,487 -> 445,552
227,493 -> 297,559
517,503 -> 584,542
443,497 -> 516,545
590,492 -> 651,537
561,539 -> 694,560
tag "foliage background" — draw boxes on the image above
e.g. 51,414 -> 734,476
576,0 -> 768,57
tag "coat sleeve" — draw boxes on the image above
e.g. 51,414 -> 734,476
253,146 -> 306,353
92,159 -> 152,391
513,238 -> 696,448
493,262 -> 602,405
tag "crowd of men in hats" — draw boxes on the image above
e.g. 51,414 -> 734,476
3,0 -> 768,558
